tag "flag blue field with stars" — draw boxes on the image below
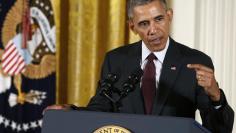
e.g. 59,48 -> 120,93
0,0 -> 56,132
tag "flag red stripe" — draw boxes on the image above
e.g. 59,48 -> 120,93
2,51 -> 18,69
2,44 -> 17,62
4,41 -> 14,51
12,58 -> 25,75
14,61 -> 26,75
5,54 -> 21,74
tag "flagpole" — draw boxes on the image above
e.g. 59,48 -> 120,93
14,74 -> 25,104
22,0 -> 31,49
15,0 -> 31,104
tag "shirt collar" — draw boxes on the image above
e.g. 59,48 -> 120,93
142,37 -> 170,64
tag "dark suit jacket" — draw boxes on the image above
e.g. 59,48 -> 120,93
87,38 -> 234,133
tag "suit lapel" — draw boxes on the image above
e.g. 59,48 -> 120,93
152,38 -> 184,115
123,41 -> 145,114
125,41 -> 142,72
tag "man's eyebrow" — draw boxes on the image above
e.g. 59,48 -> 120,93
154,14 -> 165,19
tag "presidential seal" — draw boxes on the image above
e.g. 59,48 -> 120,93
2,0 -> 56,79
0,0 -> 56,132
93,125 -> 132,133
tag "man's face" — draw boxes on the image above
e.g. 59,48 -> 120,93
129,0 -> 173,52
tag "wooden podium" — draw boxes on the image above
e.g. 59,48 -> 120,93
42,110 -> 211,133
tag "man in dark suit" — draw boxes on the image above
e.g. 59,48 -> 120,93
46,0 -> 234,132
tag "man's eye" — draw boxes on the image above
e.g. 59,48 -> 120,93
155,17 -> 164,22
139,21 -> 149,27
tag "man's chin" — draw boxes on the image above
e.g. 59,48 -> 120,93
148,43 -> 166,52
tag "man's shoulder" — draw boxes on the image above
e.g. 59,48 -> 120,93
173,40 -> 210,59
106,41 -> 141,55
172,39 -> 213,68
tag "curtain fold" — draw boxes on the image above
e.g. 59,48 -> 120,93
52,0 -> 139,106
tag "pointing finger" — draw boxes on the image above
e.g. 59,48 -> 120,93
187,64 -> 213,73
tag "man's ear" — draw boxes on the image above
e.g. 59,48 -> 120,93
166,8 -> 173,23
128,20 -> 137,34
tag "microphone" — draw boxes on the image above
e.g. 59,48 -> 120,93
119,68 -> 143,98
99,69 -> 142,112
99,73 -> 119,103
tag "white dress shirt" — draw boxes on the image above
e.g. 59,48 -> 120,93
140,38 -> 170,88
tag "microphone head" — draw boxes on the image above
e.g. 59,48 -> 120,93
106,68 -> 121,83
107,73 -> 118,83
136,67 -> 143,76
121,68 -> 143,95
99,72 -> 119,100
128,68 -> 143,84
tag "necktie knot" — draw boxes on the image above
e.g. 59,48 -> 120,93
147,53 -> 157,61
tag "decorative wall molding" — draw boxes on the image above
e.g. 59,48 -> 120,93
170,0 -> 236,132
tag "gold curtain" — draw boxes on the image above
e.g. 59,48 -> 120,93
51,0 -> 140,106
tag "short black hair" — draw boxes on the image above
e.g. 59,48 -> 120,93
127,0 -> 167,19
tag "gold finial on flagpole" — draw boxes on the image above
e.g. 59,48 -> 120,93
14,75 -> 25,104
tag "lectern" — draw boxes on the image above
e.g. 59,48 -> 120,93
42,110 -> 211,133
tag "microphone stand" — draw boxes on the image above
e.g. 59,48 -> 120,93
99,69 -> 143,113
114,69 -> 143,112
99,74 -> 120,112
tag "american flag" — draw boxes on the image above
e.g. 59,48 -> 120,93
1,40 -> 26,76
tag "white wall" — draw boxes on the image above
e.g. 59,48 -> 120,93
169,0 -> 236,132
170,0 -> 196,48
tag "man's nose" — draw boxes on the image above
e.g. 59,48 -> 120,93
149,22 -> 158,35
